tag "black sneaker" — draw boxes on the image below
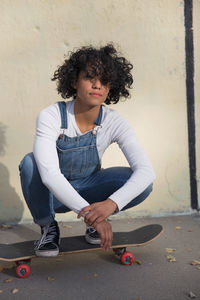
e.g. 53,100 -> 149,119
85,225 -> 101,245
34,220 -> 60,257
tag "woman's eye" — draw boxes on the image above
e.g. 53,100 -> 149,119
84,74 -> 93,79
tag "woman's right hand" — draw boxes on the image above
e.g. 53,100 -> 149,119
93,220 -> 113,251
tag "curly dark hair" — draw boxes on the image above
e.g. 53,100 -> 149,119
52,44 -> 133,105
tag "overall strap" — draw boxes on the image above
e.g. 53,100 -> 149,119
94,105 -> 103,126
57,101 -> 68,129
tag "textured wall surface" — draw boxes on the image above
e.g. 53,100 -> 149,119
0,0 -> 198,223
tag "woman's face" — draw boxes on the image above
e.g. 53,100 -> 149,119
74,71 -> 110,108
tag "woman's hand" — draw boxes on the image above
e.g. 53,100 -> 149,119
77,198 -> 118,227
93,220 -> 113,251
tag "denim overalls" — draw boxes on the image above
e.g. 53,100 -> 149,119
19,101 -> 153,226
56,101 -> 102,181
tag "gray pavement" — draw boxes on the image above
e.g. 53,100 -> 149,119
0,214 -> 200,300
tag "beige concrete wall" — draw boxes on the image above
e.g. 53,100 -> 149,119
0,0 -> 198,224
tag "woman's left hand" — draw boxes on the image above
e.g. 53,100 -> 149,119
77,199 -> 118,226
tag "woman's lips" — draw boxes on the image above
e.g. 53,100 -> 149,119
89,93 -> 102,97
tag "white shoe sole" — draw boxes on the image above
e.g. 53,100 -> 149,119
35,238 -> 61,257
35,249 -> 59,257
85,235 -> 101,245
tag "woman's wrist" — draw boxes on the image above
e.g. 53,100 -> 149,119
106,198 -> 118,212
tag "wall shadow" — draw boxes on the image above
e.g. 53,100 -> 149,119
0,122 -> 24,224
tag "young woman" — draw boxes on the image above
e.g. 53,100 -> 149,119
19,44 -> 155,257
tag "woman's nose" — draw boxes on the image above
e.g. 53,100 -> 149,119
92,78 -> 102,89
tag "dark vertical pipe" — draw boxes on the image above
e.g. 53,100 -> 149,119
184,0 -> 198,209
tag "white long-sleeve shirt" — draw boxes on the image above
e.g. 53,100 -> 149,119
33,99 -> 156,213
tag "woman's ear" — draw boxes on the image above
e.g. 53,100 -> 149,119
73,80 -> 77,89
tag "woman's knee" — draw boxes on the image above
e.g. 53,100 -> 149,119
19,152 -> 36,175
145,183 -> 153,196
122,183 -> 153,211
102,167 -> 133,183
137,183 -> 153,203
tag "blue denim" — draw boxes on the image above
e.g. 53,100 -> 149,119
19,153 -> 153,225
56,101 -> 102,180
19,102 -> 153,225
57,131 -> 101,180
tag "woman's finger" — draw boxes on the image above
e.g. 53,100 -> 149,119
77,206 -> 91,218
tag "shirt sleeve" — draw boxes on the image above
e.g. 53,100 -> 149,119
33,104 -> 90,214
108,114 -> 156,211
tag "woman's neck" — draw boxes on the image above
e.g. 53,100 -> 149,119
74,101 -> 101,133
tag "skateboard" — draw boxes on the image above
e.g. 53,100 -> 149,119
0,224 -> 163,278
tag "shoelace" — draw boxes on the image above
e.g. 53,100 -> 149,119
35,223 -> 58,248
87,227 -> 97,234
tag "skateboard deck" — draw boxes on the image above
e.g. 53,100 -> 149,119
0,224 -> 163,278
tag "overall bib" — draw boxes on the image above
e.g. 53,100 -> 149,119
56,101 -> 102,181
52,101 -> 103,212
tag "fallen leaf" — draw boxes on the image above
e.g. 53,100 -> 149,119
5,277 -> 13,283
60,222 -> 72,229
175,226 -> 181,230
166,255 -> 176,262
47,277 -> 55,281
63,225 -> 72,229
186,248 -> 192,252
12,288 -> 19,294
166,248 -> 176,253
0,224 -> 13,229
134,260 -> 142,265
191,260 -> 200,266
188,229 -> 193,232
188,291 -> 196,298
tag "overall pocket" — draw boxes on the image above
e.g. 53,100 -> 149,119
57,144 -> 99,179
